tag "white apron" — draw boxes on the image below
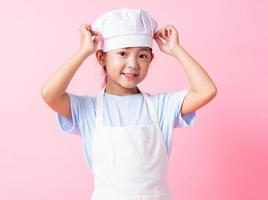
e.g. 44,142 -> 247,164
90,89 -> 172,200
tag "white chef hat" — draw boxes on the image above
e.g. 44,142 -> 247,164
92,8 -> 158,52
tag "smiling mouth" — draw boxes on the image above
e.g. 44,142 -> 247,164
121,73 -> 139,77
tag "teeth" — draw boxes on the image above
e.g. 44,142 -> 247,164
123,73 -> 137,76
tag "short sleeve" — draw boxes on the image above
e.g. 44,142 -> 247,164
173,89 -> 196,127
158,89 -> 196,128
57,92 -> 89,135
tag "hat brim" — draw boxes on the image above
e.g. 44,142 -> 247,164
100,34 -> 153,52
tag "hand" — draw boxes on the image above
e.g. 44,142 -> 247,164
154,25 -> 181,56
78,23 -> 103,56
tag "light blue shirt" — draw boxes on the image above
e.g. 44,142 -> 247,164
57,88 -> 196,170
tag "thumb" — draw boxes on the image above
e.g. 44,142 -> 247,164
154,36 -> 164,49
93,34 -> 103,45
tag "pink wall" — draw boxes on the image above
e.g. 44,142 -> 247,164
1,0 -> 267,199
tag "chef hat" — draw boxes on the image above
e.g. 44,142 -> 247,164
92,8 -> 158,52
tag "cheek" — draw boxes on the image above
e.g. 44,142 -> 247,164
107,64 -> 125,76
141,64 -> 150,72
139,67 -> 149,79
106,65 -> 121,77
106,57 -> 123,69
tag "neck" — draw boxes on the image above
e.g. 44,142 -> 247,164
105,86 -> 140,96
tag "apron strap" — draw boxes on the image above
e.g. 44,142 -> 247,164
95,88 -> 105,128
95,88 -> 159,127
140,91 -> 159,126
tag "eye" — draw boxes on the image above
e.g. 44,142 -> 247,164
139,54 -> 148,59
117,51 -> 127,57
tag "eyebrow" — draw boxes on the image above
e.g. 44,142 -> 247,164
122,47 -> 150,51
140,48 -> 150,52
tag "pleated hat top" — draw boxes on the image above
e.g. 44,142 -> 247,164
92,8 -> 158,52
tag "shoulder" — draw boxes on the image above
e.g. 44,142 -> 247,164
142,89 -> 190,108
66,91 -> 99,110
67,91 -> 98,100
142,89 -> 189,100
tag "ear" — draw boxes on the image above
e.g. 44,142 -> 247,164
95,50 -> 106,66
150,52 -> 154,62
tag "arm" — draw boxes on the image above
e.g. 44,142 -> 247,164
41,50 -> 89,118
41,24 -> 101,119
154,25 -> 217,115
172,46 -> 217,115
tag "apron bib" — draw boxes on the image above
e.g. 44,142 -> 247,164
90,89 -> 172,200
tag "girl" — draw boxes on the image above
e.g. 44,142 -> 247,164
41,8 -> 217,200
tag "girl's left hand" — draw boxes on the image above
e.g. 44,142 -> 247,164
154,25 -> 181,56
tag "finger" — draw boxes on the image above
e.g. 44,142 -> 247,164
80,24 -> 87,33
81,23 -> 90,28
94,34 -> 103,42
154,31 -> 160,38
165,24 -> 174,35
80,23 -> 87,29
161,28 -> 169,40
85,24 -> 92,31
167,26 -> 172,37
155,29 -> 165,40
90,30 -> 100,36
80,25 -> 97,38
154,36 -> 164,48
80,24 -> 92,33
168,25 -> 177,35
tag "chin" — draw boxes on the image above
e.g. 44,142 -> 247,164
121,83 -> 138,89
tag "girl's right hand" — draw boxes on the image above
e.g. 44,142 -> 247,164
78,23 -> 102,57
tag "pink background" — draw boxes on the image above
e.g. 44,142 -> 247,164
1,0 -> 267,199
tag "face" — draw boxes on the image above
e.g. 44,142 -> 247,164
96,47 -> 154,95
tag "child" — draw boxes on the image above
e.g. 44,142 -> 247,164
41,8 -> 217,200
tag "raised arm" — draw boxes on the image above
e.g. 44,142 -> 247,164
41,24 -> 101,119
154,25 -> 217,116
172,46 -> 217,115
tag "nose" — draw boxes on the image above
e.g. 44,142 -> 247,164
126,56 -> 139,69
